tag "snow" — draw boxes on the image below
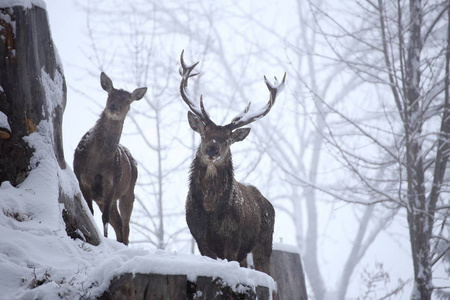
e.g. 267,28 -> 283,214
0,8 -> 16,41
264,73 -> 286,97
0,69 -> 276,300
0,111 -> 11,132
40,68 -> 64,117
0,0 -> 46,9
230,74 -> 286,126
90,248 -> 276,294
273,242 -> 301,254
0,171 -> 276,298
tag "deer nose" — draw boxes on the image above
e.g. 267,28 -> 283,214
109,103 -> 119,113
206,145 -> 219,158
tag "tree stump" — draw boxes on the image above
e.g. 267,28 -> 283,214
98,246 -> 307,300
0,3 -> 100,245
99,273 -> 275,300
270,244 -> 308,300
98,273 -> 188,300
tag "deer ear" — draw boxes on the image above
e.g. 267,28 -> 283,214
187,111 -> 205,134
232,128 -> 251,143
131,87 -> 147,101
100,72 -> 114,93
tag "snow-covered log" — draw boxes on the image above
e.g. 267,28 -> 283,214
0,1 -> 100,245
100,274 -> 274,300
98,244 -> 308,300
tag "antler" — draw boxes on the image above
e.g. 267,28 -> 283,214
180,50 -> 286,129
179,50 -> 214,125
225,72 -> 286,130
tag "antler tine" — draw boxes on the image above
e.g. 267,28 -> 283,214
179,49 -> 199,78
227,72 -> 286,130
179,50 -> 213,125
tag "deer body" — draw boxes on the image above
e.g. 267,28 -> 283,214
187,131 -> 275,273
74,72 -> 147,245
179,51 -> 284,274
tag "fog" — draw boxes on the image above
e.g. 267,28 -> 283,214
44,1 -> 449,299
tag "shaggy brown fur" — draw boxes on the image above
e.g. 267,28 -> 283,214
186,113 -> 275,274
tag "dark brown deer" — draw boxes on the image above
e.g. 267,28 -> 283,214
179,50 -> 285,274
74,72 -> 147,245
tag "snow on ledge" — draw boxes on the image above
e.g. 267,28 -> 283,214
273,242 -> 301,254
89,244 -> 277,297
0,0 -> 46,9
0,111 -> 10,132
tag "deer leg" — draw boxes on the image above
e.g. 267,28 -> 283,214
91,174 -> 103,215
223,237 -> 241,262
100,190 -> 115,239
108,201 -> 123,244
252,215 -> 274,274
188,224 -> 218,258
251,244 -> 271,275
101,202 -> 110,238
80,186 -> 95,215
240,256 -> 248,268
197,242 -> 218,260
87,198 -> 94,215
118,191 -> 134,246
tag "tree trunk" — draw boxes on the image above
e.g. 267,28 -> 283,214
270,246 -> 308,300
404,0 -> 433,299
0,4 -> 100,245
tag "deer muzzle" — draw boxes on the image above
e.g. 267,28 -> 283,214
205,145 -> 219,159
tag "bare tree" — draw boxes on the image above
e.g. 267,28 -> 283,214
304,0 -> 450,299
225,1 -> 408,299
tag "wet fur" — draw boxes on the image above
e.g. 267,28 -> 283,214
74,115 -> 138,245
73,73 -> 146,246
186,150 -> 275,274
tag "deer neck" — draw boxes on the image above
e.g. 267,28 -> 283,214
89,112 -> 125,156
191,152 -> 234,212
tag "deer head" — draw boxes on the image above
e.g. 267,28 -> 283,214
100,72 -> 147,121
179,50 -> 286,169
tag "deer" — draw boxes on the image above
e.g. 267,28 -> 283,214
179,50 -> 285,275
73,72 -> 147,245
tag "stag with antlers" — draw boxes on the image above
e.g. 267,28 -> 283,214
179,50 -> 285,274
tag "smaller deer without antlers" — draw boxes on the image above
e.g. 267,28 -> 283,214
180,50 -> 285,274
74,72 -> 147,245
